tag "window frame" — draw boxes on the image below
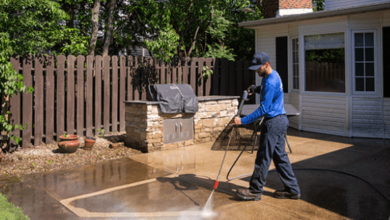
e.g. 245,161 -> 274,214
302,32 -> 346,94
352,30 -> 377,94
291,37 -> 300,90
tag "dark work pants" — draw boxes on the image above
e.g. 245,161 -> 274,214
249,114 -> 300,195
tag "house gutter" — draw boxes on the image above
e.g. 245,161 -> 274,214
239,2 -> 390,29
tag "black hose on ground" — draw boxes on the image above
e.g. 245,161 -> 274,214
226,123 -> 390,203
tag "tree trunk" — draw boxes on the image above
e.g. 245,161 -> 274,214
102,0 -> 116,57
89,0 -> 101,56
63,2 -> 75,28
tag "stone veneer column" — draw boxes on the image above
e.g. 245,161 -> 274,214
194,99 -> 238,144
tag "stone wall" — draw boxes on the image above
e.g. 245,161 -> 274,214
125,98 -> 238,153
194,99 -> 238,144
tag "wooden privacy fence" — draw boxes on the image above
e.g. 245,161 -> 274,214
305,61 -> 345,93
9,55 -> 254,147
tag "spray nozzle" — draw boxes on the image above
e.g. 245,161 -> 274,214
213,180 -> 219,189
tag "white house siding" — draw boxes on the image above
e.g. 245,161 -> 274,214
287,93 -> 300,129
352,97 -> 385,138
385,99 -> 390,139
256,24 -> 289,65
348,13 -> 382,29
301,95 -> 347,136
299,16 -> 348,35
383,12 -> 390,26
325,0 -> 390,11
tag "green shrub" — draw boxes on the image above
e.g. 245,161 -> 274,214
0,193 -> 29,220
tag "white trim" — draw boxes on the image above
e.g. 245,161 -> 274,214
276,9 -> 313,17
351,29 -> 380,96
301,31 -> 347,94
291,37 -> 300,91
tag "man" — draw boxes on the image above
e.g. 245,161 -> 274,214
233,52 -> 300,201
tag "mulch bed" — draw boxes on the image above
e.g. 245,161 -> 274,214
0,132 -> 142,181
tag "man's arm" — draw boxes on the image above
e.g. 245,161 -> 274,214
239,83 -> 276,125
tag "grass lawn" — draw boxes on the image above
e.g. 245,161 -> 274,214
0,193 -> 29,220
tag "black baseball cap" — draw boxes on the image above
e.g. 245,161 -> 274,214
249,52 -> 270,70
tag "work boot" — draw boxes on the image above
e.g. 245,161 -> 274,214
235,188 -> 261,201
273,189 -> 301,199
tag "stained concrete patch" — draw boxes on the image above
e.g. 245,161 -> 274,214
38,157 -> 171,200
63,174 -> 234,218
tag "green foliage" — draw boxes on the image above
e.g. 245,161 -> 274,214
203,44 -> 235,61
145,25 -> 179,63
202,66 -> 213,79
96,129 -> 105,137
0,0 -> 69,143
0,193 -> 30,220
313,0 -> 325,11
305,49 -> 345,64
128,0 -> 262,60
61,29 -> 90,56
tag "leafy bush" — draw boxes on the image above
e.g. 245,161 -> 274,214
0,193 -> 30,220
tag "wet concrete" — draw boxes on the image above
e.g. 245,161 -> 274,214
1,128 -> 390,219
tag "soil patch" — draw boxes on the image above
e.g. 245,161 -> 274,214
0,132 -> 142,181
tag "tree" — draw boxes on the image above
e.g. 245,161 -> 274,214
90,0 -> 101,56
313,0 -> 325,11
102,0 -> 116,56
0,0 -> 70,144
132,0 -> 261,61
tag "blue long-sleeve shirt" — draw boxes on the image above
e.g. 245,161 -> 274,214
241,70 -> 286,125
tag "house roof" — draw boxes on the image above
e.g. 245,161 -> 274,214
238,2 -> 390,29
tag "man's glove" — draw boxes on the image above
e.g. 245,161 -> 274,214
247,85 -> 256,95
247,85 -> 261,95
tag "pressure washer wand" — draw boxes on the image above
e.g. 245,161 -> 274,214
213,90 -> 249,190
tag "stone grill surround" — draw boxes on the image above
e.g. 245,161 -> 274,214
124,96 -> 239,152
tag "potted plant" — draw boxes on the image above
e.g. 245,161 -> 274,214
84,137 -> 96,151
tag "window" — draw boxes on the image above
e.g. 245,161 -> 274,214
292,38 -> 299,90
354,32 -> 375,92
304,33 -> 345,93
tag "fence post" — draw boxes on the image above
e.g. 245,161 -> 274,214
190,58 -> 198,93
76,55 -> 85,136
112,56 -> 118,132
205,58 -> 212,96
95,56 -> 103,134
212,58 -> 220,95
119,56 -> 126,131
67,55 -> 76,135
127,56 -> 133,101
86,55 -> 94,137
34,56 -> 44,146
57,55 -> 66,140
197,58 -> 204,96
103,56 -> 111,133
22,56 -> 33,148
46,55 -> 55,143
133,57 -> 140,100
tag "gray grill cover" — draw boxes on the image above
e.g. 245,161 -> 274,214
147,84 -> 198,113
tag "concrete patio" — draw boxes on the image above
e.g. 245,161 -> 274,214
1,128 -> 389,220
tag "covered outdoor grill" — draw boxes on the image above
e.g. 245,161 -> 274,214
124,84 -> 239,152
147,84 -> 198,144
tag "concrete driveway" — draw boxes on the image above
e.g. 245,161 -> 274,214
1,128 -> 390,220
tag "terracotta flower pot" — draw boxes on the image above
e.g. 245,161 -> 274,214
84,137 -> 96,151
59,134 -> 79,142
58,140 -> 80,153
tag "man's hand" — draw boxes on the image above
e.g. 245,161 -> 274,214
247,85 -> 256,96
234,117 -> 242,125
